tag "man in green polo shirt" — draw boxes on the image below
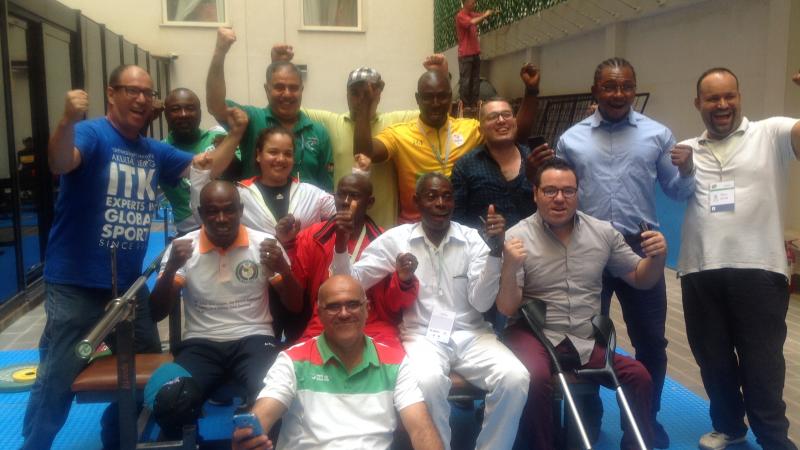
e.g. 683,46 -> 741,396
161,87 -> 229,234
206,27 -> 333,191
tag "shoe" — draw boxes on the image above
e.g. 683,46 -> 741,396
652,420 -> 670,449
699,431 -> 747,450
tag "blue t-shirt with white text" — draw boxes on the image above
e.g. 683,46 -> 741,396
44,117 -> 192,289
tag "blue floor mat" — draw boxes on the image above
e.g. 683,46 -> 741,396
0,348 -> 764,449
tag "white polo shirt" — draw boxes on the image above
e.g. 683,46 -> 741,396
678,117 -> 799,278
161,225 -> 286,341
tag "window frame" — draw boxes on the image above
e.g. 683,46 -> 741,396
161,0 -> 229,28
299,0 -> 364,33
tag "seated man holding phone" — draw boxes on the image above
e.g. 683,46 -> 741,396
232,275 -> 443,450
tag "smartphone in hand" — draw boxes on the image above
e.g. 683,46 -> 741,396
233,413 -> 264,437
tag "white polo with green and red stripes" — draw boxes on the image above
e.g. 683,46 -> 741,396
259,334 -> 423,449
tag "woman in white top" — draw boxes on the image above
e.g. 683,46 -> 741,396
192,125 -> 335,245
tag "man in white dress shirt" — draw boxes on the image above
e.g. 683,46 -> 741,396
332,172 -> 529,450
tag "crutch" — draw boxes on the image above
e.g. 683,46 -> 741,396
520,299 -> 593,450
576,315 -> 647,450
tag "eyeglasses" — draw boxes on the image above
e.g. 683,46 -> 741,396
598,83 -> 636,94
540,187 -> 578,199
113,85 -> 159,100
321,299 -> 367,314
483,111 -> 514,123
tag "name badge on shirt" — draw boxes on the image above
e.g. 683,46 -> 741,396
426,309 -> 456,344
709,180 -> 735,213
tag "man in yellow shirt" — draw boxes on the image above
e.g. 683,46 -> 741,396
353,59 -> 541,223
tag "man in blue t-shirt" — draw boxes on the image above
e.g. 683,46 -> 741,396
21,64 -> 247,450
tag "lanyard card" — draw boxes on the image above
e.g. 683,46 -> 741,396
709,180 -> 735,213
426,309 -> 456,344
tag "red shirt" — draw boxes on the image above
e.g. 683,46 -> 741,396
289,217 -> 418,349
456,9 -> 481,57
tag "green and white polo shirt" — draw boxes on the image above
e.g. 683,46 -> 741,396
259,334 -> 423,450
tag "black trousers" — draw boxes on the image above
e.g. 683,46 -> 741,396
174,335 -> 279,404
601,233 -> 668,419
458,54 -> 481,107
681,268 -> 796,450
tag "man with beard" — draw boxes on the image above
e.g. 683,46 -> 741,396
207,27 -> 333,191
676,68 -> 800,450
331,173 -> 529,450
232,275 -> 443,450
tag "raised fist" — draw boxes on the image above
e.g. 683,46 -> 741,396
165,239 -> 193,273
227,107 -> 249,136
271,44 -> 294,62
520,64 -> 541,91
276,214 -> 301,245
396,253 -> 418,282
503,238 -> 527,270
64,90 -> 89,123
215,27 -> 237,54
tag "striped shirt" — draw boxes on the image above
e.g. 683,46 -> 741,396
259,334 -> 423,450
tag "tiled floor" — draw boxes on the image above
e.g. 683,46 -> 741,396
1,269 -> 798,443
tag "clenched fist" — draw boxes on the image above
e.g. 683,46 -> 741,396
503,238 -> 527,270
215,27 -> 236,54
276,214 -> 301,245
670,144 -> 694,176
520,64 -> 541,93
260,238 -> 289,275
226,107 -> 249,136
396,253 -> 418,282
165,239 -> 193,273
271,44 -> 294,62
641,231 -> 667,258
64,90 -> 89,123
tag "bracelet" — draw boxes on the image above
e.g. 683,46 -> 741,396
525,86 -> 540,97
269,273 -> 283,284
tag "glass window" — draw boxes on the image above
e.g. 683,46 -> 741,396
301,0 -> 362,31
162,0 -> 227,27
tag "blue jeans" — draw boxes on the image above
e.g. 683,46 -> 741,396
21,282 -> 161,450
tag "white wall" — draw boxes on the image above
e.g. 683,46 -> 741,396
58,0 -> 433,129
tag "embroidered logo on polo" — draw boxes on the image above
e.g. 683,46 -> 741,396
304,136 -> 319,153
235,260 -> 260,282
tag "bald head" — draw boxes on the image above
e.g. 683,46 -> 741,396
199,180 -> 240,206
338,173 -> 373,197
416,70 -> 452,128
318,275 -> 365,305
198,181 -> 243,248
417,70 -> 450,93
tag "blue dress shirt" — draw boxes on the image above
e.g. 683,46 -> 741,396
555,109 -> 694,235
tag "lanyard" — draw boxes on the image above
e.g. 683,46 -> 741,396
418,119 -> 452,172
349,226 -> 368,265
